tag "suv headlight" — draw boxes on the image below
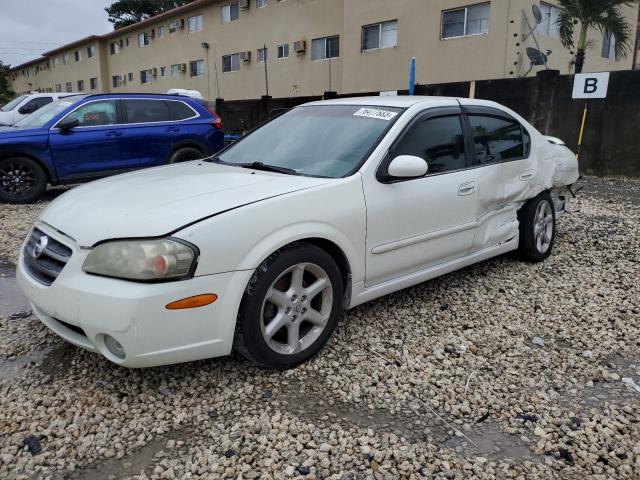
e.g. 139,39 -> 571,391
83,238 -> 198,281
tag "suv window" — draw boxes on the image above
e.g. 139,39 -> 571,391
393,115 -> 467,174
468,113 -> 529,164
64,100 -> 117,127
124,100 -> 171,123
168,101 -> 196,120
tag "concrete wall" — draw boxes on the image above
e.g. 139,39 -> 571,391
9,0 -> 639,99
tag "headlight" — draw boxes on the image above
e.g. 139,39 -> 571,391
83,238 -> 198,281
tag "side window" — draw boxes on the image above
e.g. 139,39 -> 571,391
468,114 -> 527,164
393,115 -> 467,174
124,100 -> 171,123
168,101 -> 196,120
36,97 -> 53,108
64,100 -> 117,127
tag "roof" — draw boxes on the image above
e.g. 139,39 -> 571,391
11,0 -> 216,71
305,96 -> 463,108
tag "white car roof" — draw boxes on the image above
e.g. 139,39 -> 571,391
304,96 -> 462,108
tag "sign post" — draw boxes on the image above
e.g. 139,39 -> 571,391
572,72 -> 610,161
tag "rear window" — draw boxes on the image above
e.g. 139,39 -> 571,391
124,99 -> 171,123
468,112 -> 529,164
168,101 -> 196,121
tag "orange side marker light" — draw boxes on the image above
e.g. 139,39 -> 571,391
166,294 -> 218,310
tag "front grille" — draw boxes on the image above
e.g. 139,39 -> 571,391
23,228 -> 72,286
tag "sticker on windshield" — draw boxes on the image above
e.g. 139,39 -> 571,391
353,108 -> 398,121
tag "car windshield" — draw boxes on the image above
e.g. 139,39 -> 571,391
215,104 -> 403,178
1,95 -> 28,112
13,96 -> 85,129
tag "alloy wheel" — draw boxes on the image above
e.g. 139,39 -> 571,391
533,200 -> 554,254
0,162 -> 36,197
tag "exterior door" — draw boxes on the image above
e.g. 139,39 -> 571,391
49,99 -> 129,179
363,107 -> 478,286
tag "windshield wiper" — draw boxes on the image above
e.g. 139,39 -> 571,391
238,162 -> 298,175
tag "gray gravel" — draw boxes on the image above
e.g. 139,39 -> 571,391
1,176 -> 639,479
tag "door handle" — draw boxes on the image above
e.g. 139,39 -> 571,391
519,171 -> 535,181
105,130 -> 123,137
458,182 -> 476,196
166,127 -> 180,132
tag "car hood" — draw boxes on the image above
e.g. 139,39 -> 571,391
40,162 -> 332,247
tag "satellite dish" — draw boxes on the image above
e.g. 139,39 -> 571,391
527,47 -> 548,66
532,4 -> 543,24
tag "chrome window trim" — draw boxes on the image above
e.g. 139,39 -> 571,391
50,97 -> 201,131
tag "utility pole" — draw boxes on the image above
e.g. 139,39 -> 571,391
201,42 -> 211,100
263,43 -> 269,97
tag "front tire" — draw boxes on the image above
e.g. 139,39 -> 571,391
517,192 -> 556,262
0,157 -> 47,204
168,147 -> 204,164
234,243 -> 344,369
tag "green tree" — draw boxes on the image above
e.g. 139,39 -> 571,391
0,61 -> 15,105
555,0 -> 637,73
105,0 -> 197,29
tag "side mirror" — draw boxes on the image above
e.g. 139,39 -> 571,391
58,118 -> 80,132
18,105 -> 36,115
387,155 -> 428,179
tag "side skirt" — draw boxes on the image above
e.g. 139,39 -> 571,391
348,236 -> 519,308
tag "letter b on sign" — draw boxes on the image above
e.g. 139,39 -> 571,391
572,72 -> 609,99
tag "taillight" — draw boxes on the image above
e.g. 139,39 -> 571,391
206,106 -> 223,129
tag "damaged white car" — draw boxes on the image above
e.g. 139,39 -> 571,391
17,97 -> 579,369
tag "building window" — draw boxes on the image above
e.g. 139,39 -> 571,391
63,54 -> 70,65
140,69 -> 153,84
139,32 -> 149,47
222,53 -> 240,72
74,50 -> 82,62
65,82 -> 72,92
188,14 -> 203,32
160,66 -> 167,77
55,84 -> 61,92
190,59 -> 205,76
441,3 -> 490,39
112,75 -> 121,88
169,20 -> 179,33
257,0 -> 268,7
171,63 -> 182,76
311,35 -> 340,60
109,42 -> 119,55
538,2 -> 560,38
158,25 -> 165,38
53,57 -> 59,67
125,37 -> 130,47
87,45 -> 96,58
277,43 -> 289,59
362,20 -> 398,50
257,47 -> 267,63
77,80 -> 85,91
602,30 -> 616,59
128,72 -> 134,82
90,77 -> 98,89
221,2 -> 240,24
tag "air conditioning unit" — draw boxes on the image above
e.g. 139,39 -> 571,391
180,63 -> 187,73
240,51 -> 251,63
294,40 -> 307,54
148,29 -> 155,38
179,18 -> 185,29
152,67 -> 158,77
239,0 -> 250,9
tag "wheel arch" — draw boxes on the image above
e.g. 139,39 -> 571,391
0,151 -> 55,183
165,139 -> 208,163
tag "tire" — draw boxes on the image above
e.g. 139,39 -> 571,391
517,191 -> 556,262
0,157 -> 47,204
167,147 -> 204,164
234,243 -> 344,369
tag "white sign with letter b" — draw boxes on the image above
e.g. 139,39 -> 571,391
572,72 -> 610,99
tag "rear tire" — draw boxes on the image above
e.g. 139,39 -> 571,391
168,147 -> 204,164
0,157 -> 47,204
517,192 -> 556,262
234,243 -> 344,369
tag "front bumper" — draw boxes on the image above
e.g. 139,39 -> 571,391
16,224 -> 253,368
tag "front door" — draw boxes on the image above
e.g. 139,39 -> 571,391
363,106 -> 478,286
49,99 -> 130,180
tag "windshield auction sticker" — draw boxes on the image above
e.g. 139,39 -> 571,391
353,108 -> 399,121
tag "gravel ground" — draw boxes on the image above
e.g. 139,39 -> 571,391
1,176 -> 639,479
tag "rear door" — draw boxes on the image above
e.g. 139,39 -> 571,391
461,105 -> 536,252
49,99 -> 128,179
119,99 -> 180,167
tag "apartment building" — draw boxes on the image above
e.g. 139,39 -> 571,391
9,0 -> 639,100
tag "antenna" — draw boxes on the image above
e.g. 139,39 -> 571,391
519,8 -> 550,76
521,47 -> 548,77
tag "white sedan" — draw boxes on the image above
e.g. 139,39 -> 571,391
17,96 -> 579,369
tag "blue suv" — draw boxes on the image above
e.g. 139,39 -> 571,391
0,93 -> 225,203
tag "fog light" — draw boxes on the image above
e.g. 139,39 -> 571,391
104,335 -> 125,359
